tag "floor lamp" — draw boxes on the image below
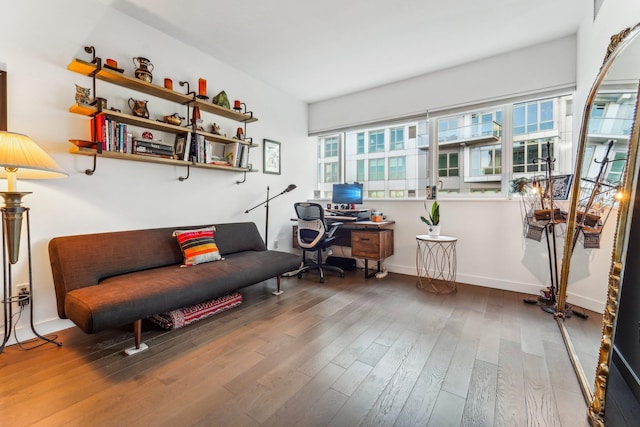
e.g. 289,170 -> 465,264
245,184 -> 297,248
0,132 -> 67,353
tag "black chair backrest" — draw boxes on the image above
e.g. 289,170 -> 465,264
294,202 -> 328,248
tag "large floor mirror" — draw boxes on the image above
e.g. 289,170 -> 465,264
557,23 -> 640,426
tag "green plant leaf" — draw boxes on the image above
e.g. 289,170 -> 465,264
420,200 -> 440,226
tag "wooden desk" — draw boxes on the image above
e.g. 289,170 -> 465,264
292,220 -> 394,278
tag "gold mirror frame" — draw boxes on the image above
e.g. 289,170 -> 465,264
557,23 -> 640,426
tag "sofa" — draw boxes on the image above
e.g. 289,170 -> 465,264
48,222 -> 301,353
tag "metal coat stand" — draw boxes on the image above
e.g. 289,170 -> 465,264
1,207 -> 61,353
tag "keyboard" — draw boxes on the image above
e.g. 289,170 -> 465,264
326,215 -> 358,222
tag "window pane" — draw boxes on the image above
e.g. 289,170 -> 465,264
368,158 -> 385,180
390,127 -> 404,150
388,156 -> 406,179
526,103 -> 538,132
369,130 -> 385,153
324,136 -> 338,157
356,159 -> 365,181
357,132 -> 365,154
324,162 -> 338,182
513,105 -> 525,135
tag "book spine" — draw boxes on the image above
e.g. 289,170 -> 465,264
183,132 -> 192,161
134,140 -> 174,151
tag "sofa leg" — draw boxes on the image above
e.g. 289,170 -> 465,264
123,319 -> 149,355
272,276 -> 284,296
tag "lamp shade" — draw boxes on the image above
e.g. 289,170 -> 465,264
0,132 -> 67,191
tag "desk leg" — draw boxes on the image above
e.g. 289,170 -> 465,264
363,259 -> 382,279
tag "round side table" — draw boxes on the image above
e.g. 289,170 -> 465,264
416,234 -> 458,294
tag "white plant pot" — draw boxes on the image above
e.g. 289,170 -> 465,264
428,225 -> 441,236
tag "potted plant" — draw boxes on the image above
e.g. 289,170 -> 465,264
420,200 -> 440,235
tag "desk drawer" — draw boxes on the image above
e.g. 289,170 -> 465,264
351,229 -> 393,260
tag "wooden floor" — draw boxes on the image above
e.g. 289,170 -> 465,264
0,271 -> 594,426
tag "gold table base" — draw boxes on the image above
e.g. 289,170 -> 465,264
416,234 -> 458,294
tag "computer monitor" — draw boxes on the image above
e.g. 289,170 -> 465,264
332,183 -> 363,205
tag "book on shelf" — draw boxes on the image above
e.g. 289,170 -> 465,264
223,142 -> 242,168
133,138 -> 175,158
134,138 -> 174,152
174,133 -> 191,161
133,151 -> 175,160
188,133 -> 207,163
239,144 -> 249,169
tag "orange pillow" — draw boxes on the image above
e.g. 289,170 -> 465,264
173,227 -> 222,266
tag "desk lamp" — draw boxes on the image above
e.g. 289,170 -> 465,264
0,131 -> 67,353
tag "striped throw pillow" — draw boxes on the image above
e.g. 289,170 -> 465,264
173,227 -> 222,266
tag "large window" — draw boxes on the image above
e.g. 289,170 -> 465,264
315,93 -> 573,200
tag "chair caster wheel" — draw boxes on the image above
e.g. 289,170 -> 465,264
320,278 -> 325,283
297,273 -> 303,279
340,273 -> 345,278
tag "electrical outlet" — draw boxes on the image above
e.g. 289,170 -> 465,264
17,284 -> 29,307
272,241 -> 278,249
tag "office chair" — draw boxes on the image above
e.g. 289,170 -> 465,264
294,202 -> 345,282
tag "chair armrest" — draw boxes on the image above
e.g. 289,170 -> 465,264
327,222 -> 343,238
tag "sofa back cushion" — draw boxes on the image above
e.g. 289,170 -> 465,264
213,222 -> 267,255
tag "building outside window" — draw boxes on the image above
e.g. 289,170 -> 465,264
315,93 -> 575,200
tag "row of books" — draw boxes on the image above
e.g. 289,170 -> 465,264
89,117 -> 250,168
184,132 -> 249,168
90,116 -> 132,153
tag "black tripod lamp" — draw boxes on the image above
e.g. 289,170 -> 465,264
245,184 -> 297,248
0,132 -> 67,353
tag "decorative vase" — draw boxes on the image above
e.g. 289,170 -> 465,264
133,57 -> 154,83
428,225 -> 441,236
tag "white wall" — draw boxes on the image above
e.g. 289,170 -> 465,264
1,0 -> 313,342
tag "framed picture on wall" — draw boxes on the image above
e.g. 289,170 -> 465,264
263,139 -> 281,174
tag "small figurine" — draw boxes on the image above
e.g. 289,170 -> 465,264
211,123 -> 221,135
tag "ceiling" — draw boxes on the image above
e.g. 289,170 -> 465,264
102,0 -> 585,104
